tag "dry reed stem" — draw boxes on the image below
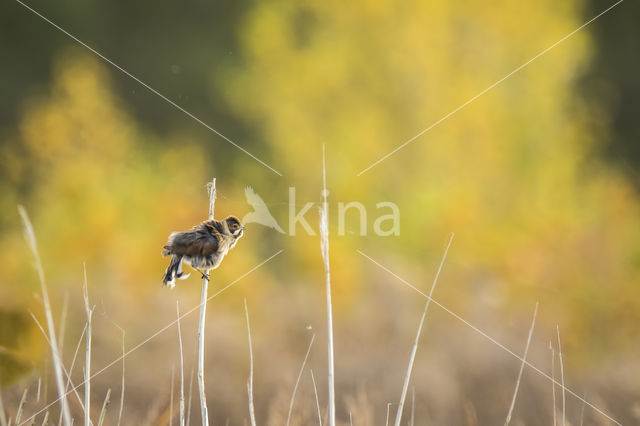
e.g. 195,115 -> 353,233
170,366 -> 175,426
28,313 -> 86,414
82,264 -> 94,426
116,329 -> 125,426
286,333 -> 316,426
319,145 -> 335,426
505,302 -> 539,425
18,206 -> 72,426
550,342 -> 557,426
15,389 -> 28,424
96,389 -> 111,426
243,299 -> 256,426
198,177 -> 216,426
41,412 -> 49,426
186,367 -> 194,426
385,403 -> 392,426
0,382 -> 7,426
556,326 -> 566,426
410,387 -> 415,426
310,370 -> 322,426
394,233 -> 454,426
58,293 -> 69,356
176,303 -> 185,426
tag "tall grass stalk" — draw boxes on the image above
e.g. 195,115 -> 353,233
170,366 -> 175,426
198,177 -> 216,426
41,412 -> 49,426
18,206 -> 72,426
243,299 -> 256,426
28,312 -> 86,414
97,389 -> 111,426
410,387 -> 415,426
15,389 -> 27,424
504,302 -> 538,425
58,293 -> 69,357
556,326 -> 566,426
64,324 -> 87,399
176,303 -> 185,426
286,333 -> 316,426
319,145 -> 335,426
310,370 -> 322,426
116,328 -> 126,426
579,391 -> 586,426
186,367 -> 194,426
0,383 -> 6,426
550,342 -> 557,426
394,233 -> 454,426
82,263 -> 94,426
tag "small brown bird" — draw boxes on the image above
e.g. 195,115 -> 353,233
162,216 -> 245,288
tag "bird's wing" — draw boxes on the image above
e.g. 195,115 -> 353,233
167,228 -> 219,256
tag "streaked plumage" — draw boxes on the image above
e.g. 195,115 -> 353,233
162,216 -> 244,288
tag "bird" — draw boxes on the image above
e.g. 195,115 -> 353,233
162,216 -> 245,288
242,186 -> 285,233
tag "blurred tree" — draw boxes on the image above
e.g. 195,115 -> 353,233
582,0 -> 640,186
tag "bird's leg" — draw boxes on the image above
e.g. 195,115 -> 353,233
195,268 -> 210,281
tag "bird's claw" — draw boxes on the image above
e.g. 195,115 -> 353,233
200,271 -> 210,281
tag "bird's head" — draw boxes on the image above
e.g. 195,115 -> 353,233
225,216 -> 245,239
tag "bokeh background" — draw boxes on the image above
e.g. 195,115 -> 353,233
1,0 -> 639,424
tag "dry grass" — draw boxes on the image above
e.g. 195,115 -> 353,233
5,197 -> 636,426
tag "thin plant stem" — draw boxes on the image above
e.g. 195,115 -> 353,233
41,412 -> 49,426
186,367 -> 194,426
198,178 -> 216,426
550,341 -> 557,426
243,299 -> 256,426
579,391 -> 587,426
286,334 -> 316,426
18,206 -> 72,426
505,302 -> 539,425
410,387 -> 415,426
117,329 -> 125,426
170,366 -> 175,426
29,312 -> 86,414
176,303 -> 185,426
310,370 -> 322,426
96,389 -> 111,426
556,326 -> 566,426
58,292 -> 69,356
64,324 -> 87,397
82,263 -> 94,426
319,145 -> 335,426
37,378 -> 42,403
15,389 -> 28,424
0,381 -> 7,426
394,233 -> 454,426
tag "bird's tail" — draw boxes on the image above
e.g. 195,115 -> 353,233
162,255 -> 190,288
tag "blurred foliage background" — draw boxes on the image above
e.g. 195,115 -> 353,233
1,0 -> 639,424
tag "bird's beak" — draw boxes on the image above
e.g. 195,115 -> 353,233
241,226 -> 246,230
